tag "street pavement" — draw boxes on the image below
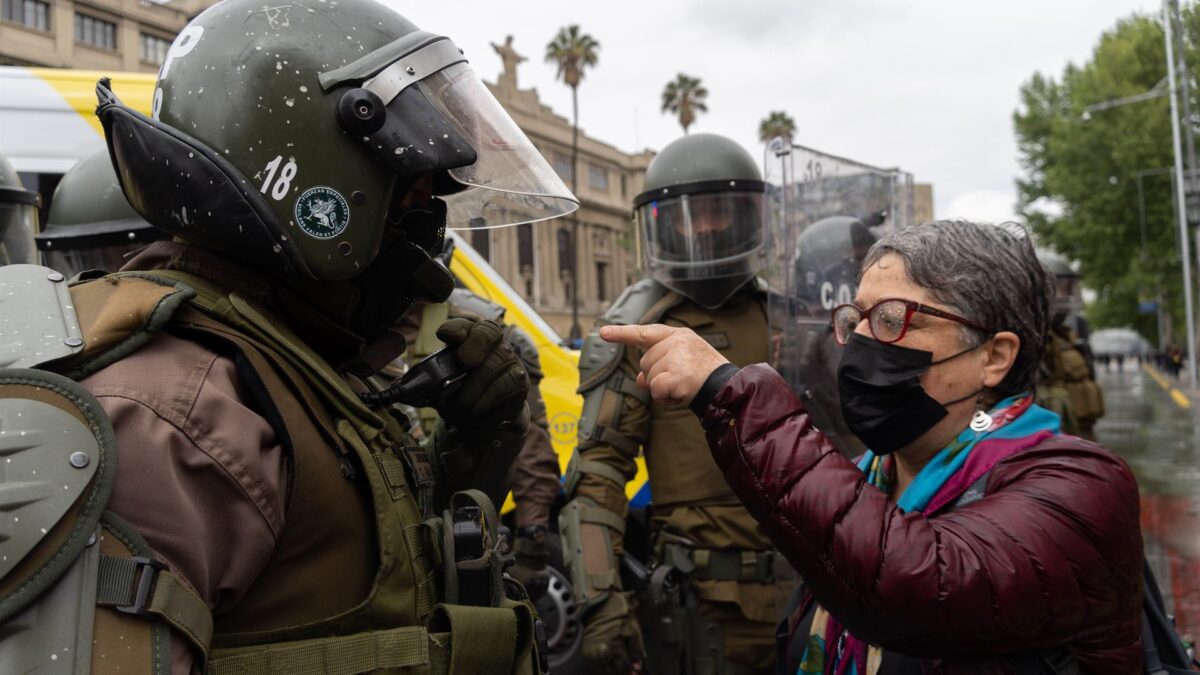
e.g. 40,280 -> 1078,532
1094,362 -> 1199,644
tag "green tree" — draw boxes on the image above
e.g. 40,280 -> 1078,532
759,110 -> 796,144
545,24 -> 600,340
661,73 -> 708,134
1014,7 -> 1200,345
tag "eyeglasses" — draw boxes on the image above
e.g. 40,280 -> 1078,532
831,298 -> 991,345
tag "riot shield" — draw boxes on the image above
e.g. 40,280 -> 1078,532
764,139 -> 913,455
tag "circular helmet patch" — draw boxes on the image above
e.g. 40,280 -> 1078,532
294,186 -> 350,240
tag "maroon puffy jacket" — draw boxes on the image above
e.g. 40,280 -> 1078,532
699,365 -> 1143,674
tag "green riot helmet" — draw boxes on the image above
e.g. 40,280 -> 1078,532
0,153 -> 40,266
95,0 -> 576,337
37,150 -> 165,278
1037,250 -> 1082,319
633,133 -> 765,308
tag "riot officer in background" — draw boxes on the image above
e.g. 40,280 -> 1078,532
1036,251 -> 1104,440
0,153 -> 40,265
0,0 -> 579,671
36,149 -> 165,277
563,134 -> 792,674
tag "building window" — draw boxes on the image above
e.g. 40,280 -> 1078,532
588,164 -> 609,192
517,222 -> 534,270
141,33 -> 172,65
2,0 -> 50,31
556,228 -> 573,280
470,228 -> 491,263
552,152 -> 574,183
596,261 -> 609,302
75,13 -> 117,50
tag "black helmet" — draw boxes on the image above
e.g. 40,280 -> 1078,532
633,133 -> 765,308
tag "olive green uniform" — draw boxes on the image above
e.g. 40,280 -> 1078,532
568,280 -> 791,673
1038,321 -> 1104,441
404,297 -> 561,528
0,244 -> 541,674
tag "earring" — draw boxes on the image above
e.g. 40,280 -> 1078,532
970,409 -> 993,433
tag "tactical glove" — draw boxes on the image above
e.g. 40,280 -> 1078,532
582,591 -> 645,675
432,317 -> 531,506
435,317 -> 530,429
508,525 -> 551,598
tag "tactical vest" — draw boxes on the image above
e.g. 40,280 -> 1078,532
644,294 -> 769,508
1039,330 -> 1104,432
0,266 -> 539,674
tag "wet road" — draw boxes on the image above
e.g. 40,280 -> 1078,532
1094,363 -> 1200,643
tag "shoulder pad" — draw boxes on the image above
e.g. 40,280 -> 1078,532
578,280 -> 677,394
503,324 -> 543,379
448,288 -> 506,322
0,368 -> 116,613
600,278 -> 675,326
577,331 -> 622,394
0,265 -> 85,369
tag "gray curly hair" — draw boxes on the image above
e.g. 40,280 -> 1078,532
862,220 -> 1053,398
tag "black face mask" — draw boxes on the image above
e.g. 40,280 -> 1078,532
836,333 -> 979,454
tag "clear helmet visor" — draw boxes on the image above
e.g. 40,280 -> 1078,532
0,203 -> 39,266
637,191 -> 765,277
419,62 -> 579,230
635,190 -> 765,308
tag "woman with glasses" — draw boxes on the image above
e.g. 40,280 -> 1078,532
600,220 -> 1142,673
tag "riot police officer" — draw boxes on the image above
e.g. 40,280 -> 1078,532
562,134 -> 791,674
1036,251 -> 1104,440
0,0 -> 578,671
35,149 -> 165,277
0,152 -> 40,265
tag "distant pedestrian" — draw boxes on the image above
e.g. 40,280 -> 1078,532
1168,345 -> 1184,379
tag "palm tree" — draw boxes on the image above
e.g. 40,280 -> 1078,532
758,110 -> 796,145
661,73 -> 708,134
545,24 -> 600,341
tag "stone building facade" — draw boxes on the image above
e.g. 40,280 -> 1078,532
913,183 -> 934,225
0,0 -> 215,71
477,37 -> 654,339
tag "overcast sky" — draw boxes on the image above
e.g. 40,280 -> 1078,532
395,0 -> 1161,222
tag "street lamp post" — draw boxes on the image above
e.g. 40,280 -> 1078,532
1163,0 -> 1199,387
1081,5 -> 1200,388
1137,167 -> 1181,349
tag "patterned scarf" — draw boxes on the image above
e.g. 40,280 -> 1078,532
797,394 -> 1062,675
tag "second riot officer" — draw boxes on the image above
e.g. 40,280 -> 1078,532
0,0 -> 578,671
562,134 -> 792,674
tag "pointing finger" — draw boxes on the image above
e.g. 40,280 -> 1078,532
599,323 -> 677,349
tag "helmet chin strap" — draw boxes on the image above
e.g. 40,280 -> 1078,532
348,204 -> 454,343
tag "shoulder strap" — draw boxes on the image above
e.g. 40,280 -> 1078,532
97,511 -> 214,661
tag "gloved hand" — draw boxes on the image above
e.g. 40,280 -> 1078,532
434,317 -> 530,429
582,591 -> 645,675
508,525 -> 551,598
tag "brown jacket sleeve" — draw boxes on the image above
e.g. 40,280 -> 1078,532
83,333 -> 288,673
698,364 -> 1142,665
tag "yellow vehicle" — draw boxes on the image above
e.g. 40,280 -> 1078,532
0,65 -> 652,509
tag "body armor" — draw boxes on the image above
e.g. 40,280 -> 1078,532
0,265 -> 540,674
